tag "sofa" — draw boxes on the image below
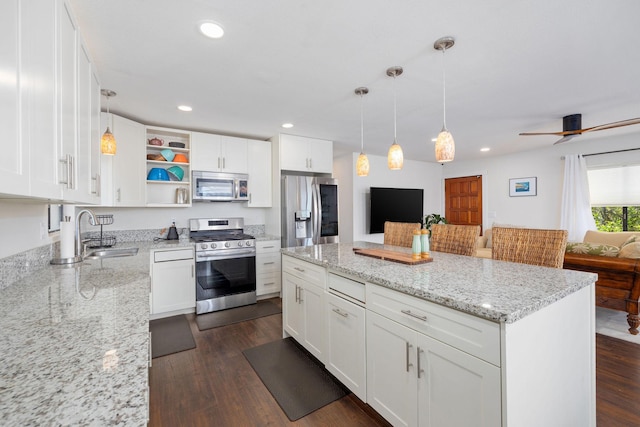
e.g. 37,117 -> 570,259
476,228 -> 640,334
563,230 -> 640,335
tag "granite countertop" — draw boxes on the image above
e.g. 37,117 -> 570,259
282,242 -> 597,324
0,239 -> 192,426
252,233 -> 280,242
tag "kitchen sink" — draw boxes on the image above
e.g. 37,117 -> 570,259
84,247 -> 139,259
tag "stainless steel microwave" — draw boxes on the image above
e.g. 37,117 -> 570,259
192,171 -> 249,202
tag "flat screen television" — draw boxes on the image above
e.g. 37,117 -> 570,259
369,187 -> 424,234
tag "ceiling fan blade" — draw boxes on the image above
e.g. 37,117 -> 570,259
553,134 -> 578,145
582,117 -> 640,133
519,130 -> 579,137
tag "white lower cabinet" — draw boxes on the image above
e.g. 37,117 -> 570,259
150,247 -> 195,319
366,284 -> 501,427
255,240 -> 281,296
282,255 -> 326,362
325,291 -> 366,402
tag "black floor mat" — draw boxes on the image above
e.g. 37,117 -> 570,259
243,337 -> 347,421
150,314 -> 196,358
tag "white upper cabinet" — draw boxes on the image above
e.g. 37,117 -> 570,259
247,139 -> 272,207
58,0 -> 81,202
0,0 -> 29,197
109,114 -> 146,206
1,0 -> 100,203
191,132 -> 248,173
23,0 -> 60,200
280,134 -> 333,174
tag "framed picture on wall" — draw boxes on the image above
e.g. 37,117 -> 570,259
509,177 -> 537,197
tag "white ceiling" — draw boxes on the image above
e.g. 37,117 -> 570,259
70,0 -> 640,163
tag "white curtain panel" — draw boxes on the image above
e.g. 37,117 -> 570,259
561,154 -> 597,242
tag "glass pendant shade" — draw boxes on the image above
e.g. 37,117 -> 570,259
101,127 -> 116,155
356,152 -> 370,176
435,128 -> 455,162
387,141 -> 404,170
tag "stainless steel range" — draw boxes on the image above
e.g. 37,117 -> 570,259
190,218 -> 256,314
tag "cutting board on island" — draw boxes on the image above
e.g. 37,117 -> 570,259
352,248 -> 433,265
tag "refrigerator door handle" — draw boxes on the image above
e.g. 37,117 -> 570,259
313,181 -> 322,244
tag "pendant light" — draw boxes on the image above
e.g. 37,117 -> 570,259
355,87 -> 370,177
386,66 -> 404,170
101,89 -> 117,155
434,37 -> 455,163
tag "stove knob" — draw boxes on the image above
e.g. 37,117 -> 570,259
237,241 -> 243,247
200,243 -> 208,250
245,240 -> 253,247
225,242 -> 231,248
212,243 -> 217,249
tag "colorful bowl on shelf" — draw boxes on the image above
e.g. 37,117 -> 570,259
172,153 -> 188,163
147,167 -> 170,181
166,165 -> 185,181
160,149 -> 175,162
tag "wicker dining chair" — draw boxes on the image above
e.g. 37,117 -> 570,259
383,221 -> 422,248
429,224 -> 481,256
491,226 -> 568,268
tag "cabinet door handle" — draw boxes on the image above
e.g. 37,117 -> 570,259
401,309 -> 427,322
249,193 -> 252,203
298,287 -> 303,303
263,246 -> 275,249
263,261 -> 275,265
294,267 -> 305,272
117,188 -> 121,202
417,347 -> 424,378
309,158 -> 312,169
332,308 -> 348,318
295,284 -> 299,303
191,265 -> 194,278
217,157 -> 221,169
223,157 -> 226,169
92,174 -> 101,196
406,342 -> 413,372
264,282 -> 275,286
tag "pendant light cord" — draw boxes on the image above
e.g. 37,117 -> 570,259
441,48 -> 447,130
393,74 -> 397,142
360,93 -> 364,152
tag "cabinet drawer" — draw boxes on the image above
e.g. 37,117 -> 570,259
328,272 -> 365,305
256,252 -> 281,274
366,284 -> 500,366
256,240 -> 280,253
153,248 -> 194,262
282,255 -> 326,289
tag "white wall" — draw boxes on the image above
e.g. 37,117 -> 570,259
334,152 -> 443,244
0,201 -> 55,258
90,204 -> 269,232
441,132 -> 640,232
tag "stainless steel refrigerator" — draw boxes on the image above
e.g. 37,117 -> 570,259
281,175 -> 339,248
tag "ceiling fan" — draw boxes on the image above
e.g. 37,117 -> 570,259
519,113 -> 640,145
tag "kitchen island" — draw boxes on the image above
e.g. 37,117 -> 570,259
0,240 -> 191,426
282,242 -> 597,427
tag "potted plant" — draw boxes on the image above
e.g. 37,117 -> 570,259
424,214 -> 447,232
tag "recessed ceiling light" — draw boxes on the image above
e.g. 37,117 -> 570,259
480,147 -> 490,152
431,138 -> 437,142
282,123 -> 294,129
177,105 -> 192,112
199,21 -> 224,39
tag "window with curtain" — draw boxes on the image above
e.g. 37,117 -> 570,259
588,164 -> 640,231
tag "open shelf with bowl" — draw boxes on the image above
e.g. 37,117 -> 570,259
145,126 -> 191,206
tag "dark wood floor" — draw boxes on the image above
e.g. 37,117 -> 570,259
149,299 -> 640,426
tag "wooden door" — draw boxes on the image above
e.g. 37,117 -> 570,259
445,175 -> 483,233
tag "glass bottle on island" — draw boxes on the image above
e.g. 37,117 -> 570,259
421,228 -> 430,258
412,230 -> 422,259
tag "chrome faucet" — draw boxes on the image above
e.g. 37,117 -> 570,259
76,209 -> 97,259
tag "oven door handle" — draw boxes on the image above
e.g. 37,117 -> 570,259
196,250 -> 256,261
